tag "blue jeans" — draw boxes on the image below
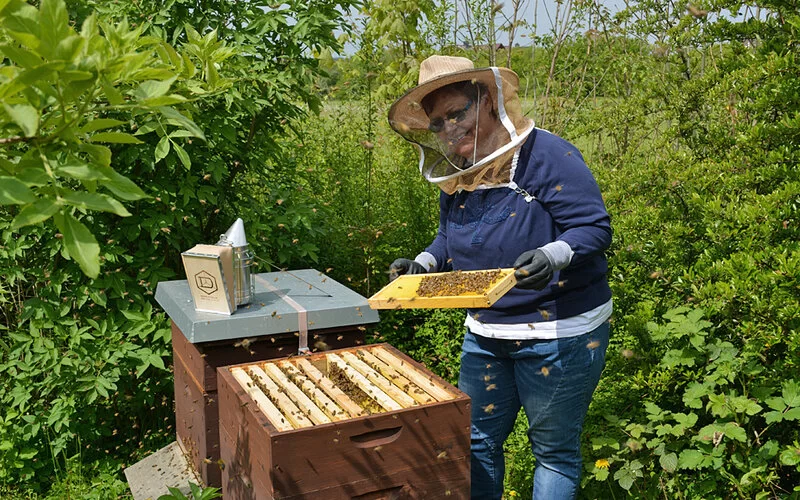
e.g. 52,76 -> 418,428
458,322 -> 610,500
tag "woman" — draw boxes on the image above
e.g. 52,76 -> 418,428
388,55 -> 612,499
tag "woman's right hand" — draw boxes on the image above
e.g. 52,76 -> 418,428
389,258 -> 427,280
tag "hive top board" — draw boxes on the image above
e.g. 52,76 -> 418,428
156,269 -> 379,343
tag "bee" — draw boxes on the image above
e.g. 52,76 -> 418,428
483,404 -> 495,414
688,4 -> 708,17
586,340 -> 601,350
485,384 -> 497,391
555,185 -> 563,191
437,451 -> 448,460
234,338 -> 256,349
540,366 -> 551,377
528,323 -> 536,329
538,309 -> 551,320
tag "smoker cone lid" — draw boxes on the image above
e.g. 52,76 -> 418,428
218,218 -> 248,247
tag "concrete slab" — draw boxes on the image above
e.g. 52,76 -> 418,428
124,441 -> 202,500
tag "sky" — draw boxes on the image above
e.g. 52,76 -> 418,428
339,0 -> 627,55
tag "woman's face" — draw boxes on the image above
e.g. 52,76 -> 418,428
424,86 -> 501,160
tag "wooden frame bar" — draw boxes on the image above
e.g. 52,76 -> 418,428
355,349 -> 435,405
295,358 -> 366,418
370,347 -> 456,401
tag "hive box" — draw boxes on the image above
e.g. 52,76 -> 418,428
156,270 -> 379,487
217,344 -> 471,499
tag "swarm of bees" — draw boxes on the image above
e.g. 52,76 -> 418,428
416,270 -> 503,297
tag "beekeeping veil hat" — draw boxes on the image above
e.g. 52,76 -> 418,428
388,55 -> 534,194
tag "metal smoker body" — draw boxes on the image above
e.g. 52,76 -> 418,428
216,218 -> 254,307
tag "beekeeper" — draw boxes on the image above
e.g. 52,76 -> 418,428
387,55 -> 613,500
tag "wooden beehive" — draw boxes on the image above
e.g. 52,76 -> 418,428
368,268 -> 516,309
172,322 -> 365,486
218,344 -> 471,499
157,269 -> 379,487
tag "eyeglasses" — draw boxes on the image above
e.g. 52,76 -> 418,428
428,100 -> 473,133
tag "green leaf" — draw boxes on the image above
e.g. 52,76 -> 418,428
759,440 -> 780,460
53,211 -> 100,278
89,289 -> 106,307
613,468 -> 634,491
148,352 -> 166,371
779,447 -> 800,466
159,106 -> 205,140
784,407 -> 800,421
97,168 -> 147,201
11,198 -> 59,229
707,393 -> 732,418
57,157 -> 109,181
61,191 -> 131,216
133,76 -> 177,100
89,132 -> 143,144
3,104 -> 40,137
100,77 -> 124,105
140,95 -> 187,107
80,144 -> 112,167
79,118 -> 125,134
0,43 -> 42,68
591,437 -> 620,451
3,4 -> 40,51
678,449 -> 706,470
683,382 -> 710,409
660,452 -> 678,473
39,0 -> 69,40
155,136 -> 170,163
783,380 -> 800,407
723,422 -> 747,442
121,309 -> 147,322
173,142 -> 191,169
0,176 -> 36,205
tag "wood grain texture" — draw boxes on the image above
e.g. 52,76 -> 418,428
219,345 -> 472,500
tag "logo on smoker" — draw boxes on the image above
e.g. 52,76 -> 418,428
194,270 -> 219,295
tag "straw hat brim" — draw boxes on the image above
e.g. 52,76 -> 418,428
388,66 -> 519,133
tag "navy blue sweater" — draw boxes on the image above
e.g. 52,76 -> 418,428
424,129 -> 612,324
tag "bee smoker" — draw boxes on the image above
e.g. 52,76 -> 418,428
216,218 -> 254,307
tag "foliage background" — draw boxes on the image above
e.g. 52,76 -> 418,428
0,0 -> 798,498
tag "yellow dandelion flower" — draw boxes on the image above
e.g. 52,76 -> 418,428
595,458 -> 610,469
